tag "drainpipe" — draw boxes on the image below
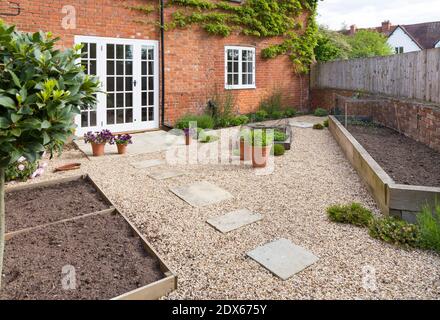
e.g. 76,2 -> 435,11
160,0 -> 166,127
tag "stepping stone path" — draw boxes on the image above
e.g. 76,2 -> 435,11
149,168 -> 185,180
247,238 -> 318,280
289,121 -> 314,128
130,159 -> 164,169
207,209 -> 262,233
170,181 -> 233,207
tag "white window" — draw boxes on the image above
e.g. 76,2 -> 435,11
395,46 -> 404,54
225,46 -> 256,89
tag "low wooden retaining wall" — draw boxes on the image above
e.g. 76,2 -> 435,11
329,116 -> 440,223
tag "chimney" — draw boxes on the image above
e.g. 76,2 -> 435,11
382,20 -> 392,32
349,24 -> 357,35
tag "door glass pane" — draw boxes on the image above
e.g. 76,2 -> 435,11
89,43 -> 96,59
116,93 -> 123,108
116,77 -> 124,91
107,44 -> 114,59
116,109 -> 124,124
107,61 -> 114,75
107,110 -> 115,124
107,77 -> 114,91
126,77 -> 133,91
126,109 -> 133,123
125,93 -> 133,107
116,45 -> 124,59
107,94 -> 114,109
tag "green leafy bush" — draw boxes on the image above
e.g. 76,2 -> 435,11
230,115 -> 249,126
255,110 -> 268,122
417,203 -> 440,252
206,87 -> 235,128
327,203 -> 374,227
368,217 -> 419,247
199,135 -> 219,143
272,144 -> 285,156
284,108 -> 297,117
314,108 -> 328,117
313,123 -> 324,130
250,129 -> 273,147
274,131 -> 287,142
175,114 -> 215,129
323,119 -> 329,127
271,111 -> 284,119
0,21 -> 100,287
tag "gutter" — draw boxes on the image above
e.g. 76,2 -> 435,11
160,0 -> 166,127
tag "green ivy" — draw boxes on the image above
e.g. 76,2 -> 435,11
130,0 -> 319,73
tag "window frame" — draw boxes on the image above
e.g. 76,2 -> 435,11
224,46 -> 256,90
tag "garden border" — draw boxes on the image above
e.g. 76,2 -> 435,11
329,115 -> 440,223
5,174 -> 177,300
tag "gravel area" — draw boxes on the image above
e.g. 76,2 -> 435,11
6,116 -> 440,300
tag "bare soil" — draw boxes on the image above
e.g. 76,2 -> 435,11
0,212 -> 164,300
347,124 -> 440,187
6,179 -> 110,233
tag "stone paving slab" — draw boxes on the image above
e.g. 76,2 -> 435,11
207,209 -> 262,233
289,121 -> 314,128
130,159 -> 165,169
148,168 -> 185,180
170,181 -> 233,207
247,238 -> 319,280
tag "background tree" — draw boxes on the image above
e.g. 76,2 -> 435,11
347,29 -> 393,59
0,20 -> 99,288
315,26 -> 352,62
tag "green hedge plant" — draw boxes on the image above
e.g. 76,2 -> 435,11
327,203 -> 374,227
175,114 -> 215,129
368,217 -> 419,248
272,144 -> 285,156
417,203 -> 440,252
314,108 -> 328,117
0,21 -> 100,287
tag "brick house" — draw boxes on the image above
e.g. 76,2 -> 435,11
348,20 -> 440,55
0,0 -> 310,135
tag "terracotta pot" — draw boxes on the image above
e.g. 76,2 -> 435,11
185,133 -> 192,145
91,143 -> 105,157
252,145 -> 270,168
239,139 -> 251,161
117,144 -> 127,154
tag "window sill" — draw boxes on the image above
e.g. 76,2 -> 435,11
225,85 -> 256,90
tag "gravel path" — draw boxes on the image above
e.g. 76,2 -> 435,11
7,116 -> 440,299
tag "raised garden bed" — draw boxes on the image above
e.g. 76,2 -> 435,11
329,116 -> 440,223
1,175 -> 176,300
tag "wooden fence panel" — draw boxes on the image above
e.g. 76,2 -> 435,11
311,48 -> 440,104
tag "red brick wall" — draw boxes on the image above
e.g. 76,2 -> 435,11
314,88 -> 440,153
2,0 -> 309,126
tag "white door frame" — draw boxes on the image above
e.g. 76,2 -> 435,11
74,36 -> 159,136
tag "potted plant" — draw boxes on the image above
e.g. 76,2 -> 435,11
250,130 -> 273,168
183,128 -> 193,145
114,134 -> 133,154
239,129 -> 252,161
83,129 -> 114,156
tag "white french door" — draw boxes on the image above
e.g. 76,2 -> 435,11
74,36 -> 159,136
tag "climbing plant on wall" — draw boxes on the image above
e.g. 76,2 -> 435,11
130,0 -> 319,73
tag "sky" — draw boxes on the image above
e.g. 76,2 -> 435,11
317,0 -> 440,30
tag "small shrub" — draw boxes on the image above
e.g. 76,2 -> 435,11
230,115 -> 249,126
271,111 -> 284,119
368,217 -> 419,247
272,144 -> 285,156
5,158 -> 38,182
199,135 -> 219,143
284,108 -> 297,117
255,110 -> 268,122
274,131 -> 287,142
250,130 -> 274,147
259,90 -> 283,115
313,123 -> 324,130
175,114 -> 215,129
327,203 -> 374,227
314,108 -> 329,117
417,203 -> 440,252
323,119 -> 329,127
